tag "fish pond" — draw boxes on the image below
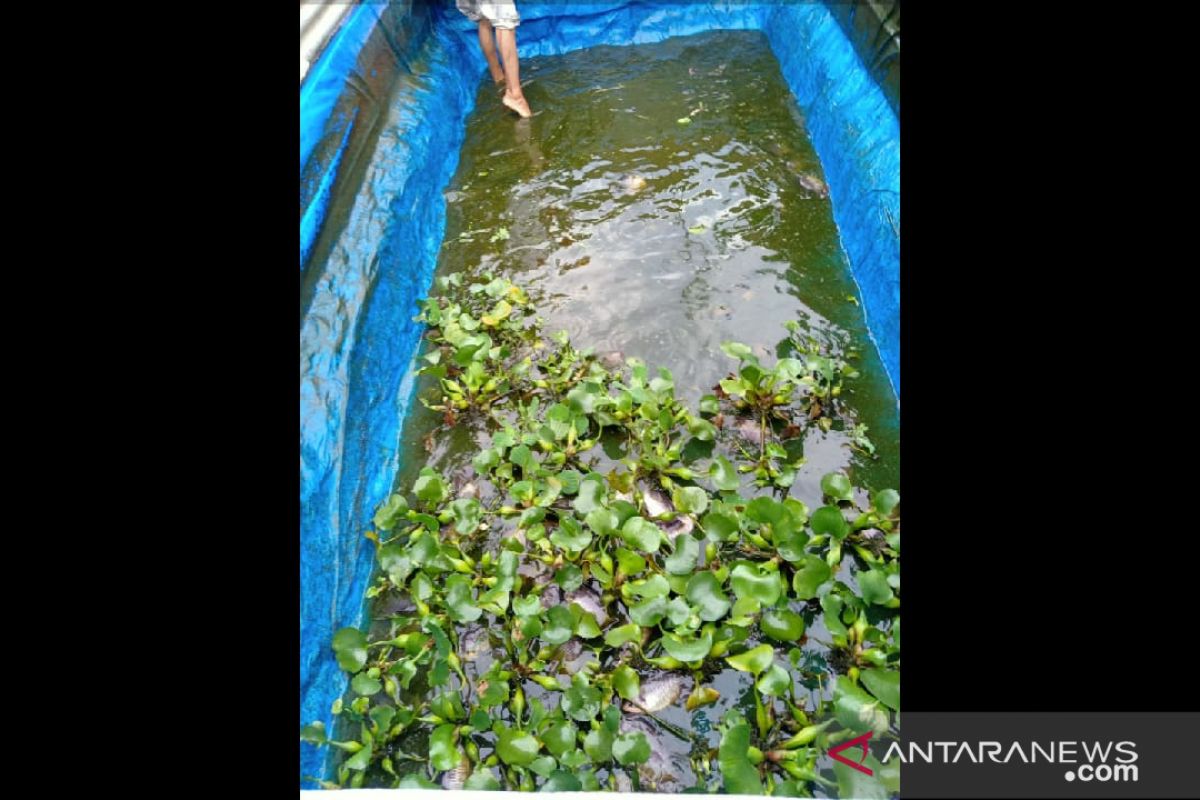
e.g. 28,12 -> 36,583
301,30 -> 899,797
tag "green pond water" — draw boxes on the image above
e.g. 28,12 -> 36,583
401,29 -> 897,516
358,30 -> 899,794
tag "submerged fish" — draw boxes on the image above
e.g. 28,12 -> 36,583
794,173 -> 829,198
642,487 -> 695,539
622,174 -> 647,192
622,673 -> 687,713
618,716 -> 683,789
565,586 -> 608,625
440,753 -> 471,790
660,514 -> 694,539
642,489 -> 673,518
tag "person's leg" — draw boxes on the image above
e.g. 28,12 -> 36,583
495,27 -> 531,117
476,19 -> 506,87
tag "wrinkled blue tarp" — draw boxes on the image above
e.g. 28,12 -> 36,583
299,0 -> 898,786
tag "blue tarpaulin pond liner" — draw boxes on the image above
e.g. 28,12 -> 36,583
299,0 -> 899,786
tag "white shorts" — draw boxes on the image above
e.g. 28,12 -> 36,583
456,1 -> 521,30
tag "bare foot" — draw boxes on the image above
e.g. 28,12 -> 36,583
503,92 -> 532,118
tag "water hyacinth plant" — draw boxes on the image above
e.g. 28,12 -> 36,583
301,273 -> 899,795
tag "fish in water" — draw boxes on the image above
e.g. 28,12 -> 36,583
565,586 -> 608,625
622,174 -> 647,192
440,753 -> 471,790
794,172 -> 829,198
642,487 -> 695,539
458,624 -> 490,662
660,514 -> 694,539
618,716 -> 684,790
622,673 -> 687,713
642,488 -> 673,518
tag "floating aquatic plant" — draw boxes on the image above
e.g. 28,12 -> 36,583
301,273 -> 899,795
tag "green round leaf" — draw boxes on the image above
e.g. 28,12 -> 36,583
730,563 -> 782,605
873,489 -> 900,516
755,662 -> 792,697
613,664 -> 640,701
541,605 -> 575,645
625,573 -> 669,599
373,493 -> 409,532
414,469 -> 449,506
719,723 -> 762,794
792,555 -> 832,599
549,515 -> 592,554
761,609 -> 806,642
700,511 -> 740,541
450,498 -> 482,534
543,720 -> 579,758
673,486 -> 709,515
562,679 -> 603,722
615,548 -> 646,576
444,574 -> 483,623
833,678 -> 889,734
540,771 -> 583,792
820,472 -> 854,502
613,732 -> 651,766
861,668 -> 900,711
495,726 -> 540,766
685,571 -> 731,622
859,569 -> 895,606
660,630 -> 713,663
709,456 -> 741,491
351,673 -> 382,696
604,623 -> 642,648
555,564 -> 585,591
583,727 -> 613,761
664,534 -> 701,575
628,596 -> 669,627
810,505 -> 849,539
725,643 -> 775,676
429,723 -> 460,771
464,770 -> 502,790
621,516 -> 663,553
332,628 -> 369,673
572,476 -> 607,515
